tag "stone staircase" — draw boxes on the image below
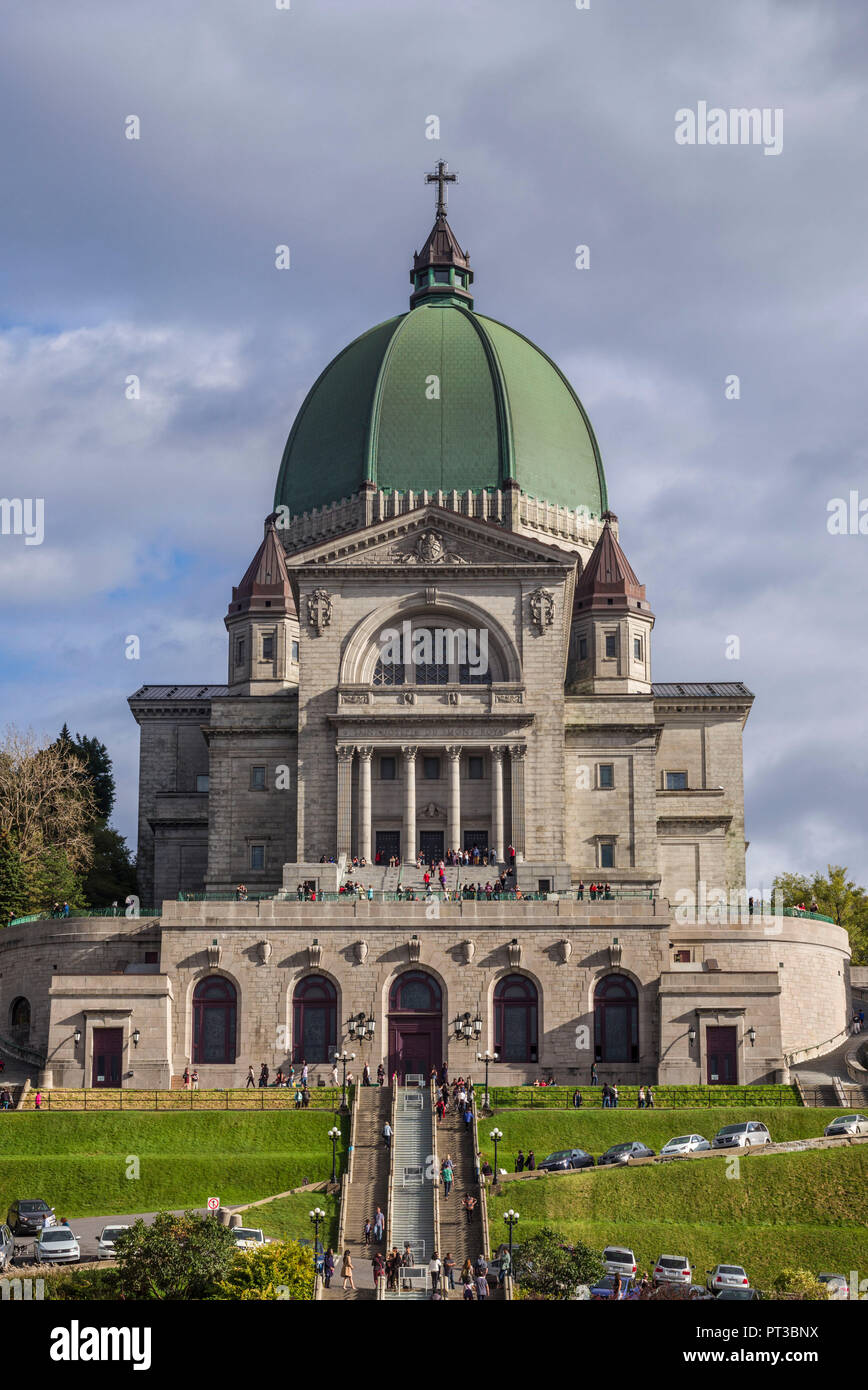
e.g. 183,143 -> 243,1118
436,1105 -> 483,1277
321,1085 -> 390,1302
398,863 -> 505,895
384,1087 -> 436,1301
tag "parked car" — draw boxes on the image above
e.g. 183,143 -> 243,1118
823,1113 -> 868,1137
591,1274 -> 637,1299
817,1273 -> 849,1300
97,1225 -> 130,1259
717,1287 -> 763,1300
659,1134 -> 711,1157
231,1227 -> 266,1249
0,1223 -> 14,1272
598,1141 -> 655,1166
537,1148 -> 595,1172
7,1199 -> 56,1235
712,1121 -> 771,1149
602,1245 -> 638,1278
35,1227 -> 81,1265
706,1263 -> 750,1292
652,1254 -> 693,1286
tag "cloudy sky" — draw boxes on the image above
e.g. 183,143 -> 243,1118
1,0 -> 866,890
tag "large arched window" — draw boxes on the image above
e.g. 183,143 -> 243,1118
292,975 -> 337,1063
9,997 -> 31,1045
192,977 -> 237,1065
594,974 -> 639,1063
494,975 -> 538,1063
389,970 -> 442,1013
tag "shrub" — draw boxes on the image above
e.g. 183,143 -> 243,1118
512,1228 -> 606,1299
771,1268 -> 829,1300
217,1239 -> 315,1300
112,1211 -> 237,1300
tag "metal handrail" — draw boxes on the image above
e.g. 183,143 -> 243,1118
384,1083 -> 398,1253
430,1080 -> 442,1266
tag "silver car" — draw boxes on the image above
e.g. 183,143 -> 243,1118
818,1273 -> 849,1301
0,1223 -> 14,1272
823,1113 -> 868,1137
660,1134 -> 711,1157
712,1121 -> 771,1149
706,1263 -> 749,1292
231,1227 -> 266,1249
602,1245 -> 637,1278
653,1254 -> 693,1286
97,1224 -> 130,1258
35,1227 -> 81,1265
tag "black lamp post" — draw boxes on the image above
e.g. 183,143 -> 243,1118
476,1049 -> 498,1113
335,1050 -> 356,1113
490,1127 -> 503,1174
347,1012 -> 375,1042
328,1125 -> 341,1184
309,1205 -> 325,1250
503,1208 -> 519,1264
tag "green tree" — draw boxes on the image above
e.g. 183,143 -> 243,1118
68,731 -> 115,823
217,1239 -> 315,1300
26,846 -> 87,913
112,1211 -> 237,1300
773,865 -> 868,964
512,1228 -> 606,1300
0,830 -> 28,925
771,1268 -> 828,1300
82,824 -> 137,908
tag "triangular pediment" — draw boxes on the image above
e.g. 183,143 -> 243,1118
288,505 -> 576,572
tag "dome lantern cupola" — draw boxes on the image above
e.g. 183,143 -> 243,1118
410,161 -> 474,310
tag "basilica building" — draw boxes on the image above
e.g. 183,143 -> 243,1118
1,169 -> 851,1091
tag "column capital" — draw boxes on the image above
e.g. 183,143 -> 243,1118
489,744 -> 506,761
401,745 -> 418,761
356,745 -> 374,761
446,744 -> 463,761
336,745 -> 355,762
508,744 -> 527,761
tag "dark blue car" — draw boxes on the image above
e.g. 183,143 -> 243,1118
537,1148 -> 595,1172
590,1275 -> 637,1300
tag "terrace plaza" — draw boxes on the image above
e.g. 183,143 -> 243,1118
0,170 -> 853,1092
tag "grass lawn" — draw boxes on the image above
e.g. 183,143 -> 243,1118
477,1107 -> 849,1166
486,1147 -> 868,1292
0,1111 -> 348,1219
255,1193 -> 341,1249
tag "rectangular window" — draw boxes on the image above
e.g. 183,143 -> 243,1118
291,640 -> 299,662
468,755 -> 484,780
251,765 -> 266,790
633,637 -> 642,661
578,637 -> 588,661
196,775 -> 210,793
599,841 -> 615,869
380,756 -> 396,781
604,633 -> 617,659
674,949 -> 691,964
262,634 -> 274,660
598,764 -> 614,789
144,951 -> 158,965
235,638 -> 245,666
665,771 -> 688,790
250,844 -> 265,870
423,756 -> 441,781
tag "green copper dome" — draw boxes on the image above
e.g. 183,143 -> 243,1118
275,187 -> 607,518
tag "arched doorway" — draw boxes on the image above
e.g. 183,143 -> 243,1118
494,975 -> 538,1063
192,977 -> 237,1065
292,975 -> 337,1063
9,997 -> 31,1046
387,970 -> 443,1083
594,974 -> 639,1064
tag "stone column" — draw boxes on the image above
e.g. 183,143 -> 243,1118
490,745 -> 505,861
336,745 -> 355,860
401,745 -> 417,863
357,746 -> 373,863
446,745 -> 462,855
509,744 -> 527,862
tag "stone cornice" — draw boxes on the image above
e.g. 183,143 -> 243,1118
327,715 -> 534,735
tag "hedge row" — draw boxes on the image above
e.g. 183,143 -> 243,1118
485,1085 -> 801,1109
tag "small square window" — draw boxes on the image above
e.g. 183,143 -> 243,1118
633,637 -> 642,661
250,844 -> 265,870
196,774 -> 210,793
665,771 -> 687,791
251,765 -> 266,790
380,756 -> 396,781
262,634 -> 274,660
423,756 -> 440,781
468,755 -> 484,780
604,634 -> 617,659
598,764 -> 614,789
599,841 -> 615,869
291,641 -> 299,662
578,637 -> 588,661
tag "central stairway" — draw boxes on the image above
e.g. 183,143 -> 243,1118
384,1086 -> 436,1300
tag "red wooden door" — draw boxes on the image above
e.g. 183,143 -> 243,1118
92,1028 -> 123,1087
706,1026 -> 737,1084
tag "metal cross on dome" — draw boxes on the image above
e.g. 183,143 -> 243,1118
425,160 -> 458,219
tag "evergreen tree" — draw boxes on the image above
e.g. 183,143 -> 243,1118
83,824 -> 137,908
0,831 -> 28,925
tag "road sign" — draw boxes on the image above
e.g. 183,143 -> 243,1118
207,1197 -> 220,1211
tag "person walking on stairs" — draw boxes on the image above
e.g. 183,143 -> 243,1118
429,1252 -> 442,1294
341,1250 -> 354,1292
